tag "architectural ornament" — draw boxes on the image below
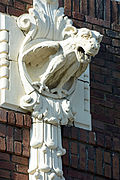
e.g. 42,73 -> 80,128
0,0 -> 103,179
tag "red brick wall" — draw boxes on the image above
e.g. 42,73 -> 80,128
0,108 -> 31,179
0,0 -> 32,16
0,0 -> 120,180
62,0 -> 120,180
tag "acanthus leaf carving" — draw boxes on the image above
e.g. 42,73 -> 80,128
16,0 -> 103,179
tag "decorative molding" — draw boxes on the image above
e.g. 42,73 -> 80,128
0,30 -> 9,90
15,0 -> 103,179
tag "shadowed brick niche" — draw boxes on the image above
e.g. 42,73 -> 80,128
0,0 -> 120,179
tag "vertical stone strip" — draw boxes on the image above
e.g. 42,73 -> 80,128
0,29 -> 9,90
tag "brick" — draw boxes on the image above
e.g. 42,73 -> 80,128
0,123 -> 6,137
0,169 -> 10,179
89,132 -> 96,145
14,141 -> 22,155
96,148 -> 103,175
64,0 -> 71,16
96,132 -> 105,147
105,0 -> 110,22
71,154 -> 78,169
73,0 -> 79,12
79,144 -> 86,170
72,12 -> 85,21
113,137 -> 120,152
113,153 -> 119,179
24,114 -> 32,128
0,152 -> 10,161
16,113 -> 23,127
89,0 -> 95,17
23,129 -> 30,157
14,0 -> 25,10
93,25 -> 105,35
111,1 -> 118,24
96,0 -> 105,19
12,155 -> 28,166
91,82 -> 112,93
106,29 -> 120,39
0,0 -> 12,5
71,142 -> 78,154
82,0 -> 88,15
14,127 -> 22,141
92,112 -> 114,125
63,138 -> 69,150
0,137 -> 6,151
6,126 -> 13,153
73,19 -> 92,29
92,119 -> 104,132
6,137 -> 13,153
71,126 -> 79,140
0,109 -> 7,123
62,126 -> 71,138
104,151 -> 111,164
112,39 -> 120,47
8,111 -> 15,125
88,146 -> 95,160
85,16 -> 110,28
58,0 -> 64,7
12,172 -> 28,180
112,71 -> 120,79
88,159 -> 94,173
0,160 -> 15,170
91,89 -> 104,100
102,36 -> 112,45
0,4 -> 5,13
7,6 -> 25,17
104,164 -> 111,179
112,23 -> 120,32
16,164 -> 28,174
92,55 -> 105,65
20,0 -> 33,4
79,129 -> 88,143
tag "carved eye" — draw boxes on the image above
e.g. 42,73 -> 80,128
82,34 -> 89,38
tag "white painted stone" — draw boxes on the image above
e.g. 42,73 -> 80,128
0,61 -> 25,111
70,80 -> 91,130
0,13 -> 25,61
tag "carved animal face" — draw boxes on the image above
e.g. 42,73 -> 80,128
74,28 -> 103,63
64,27 -> 103,64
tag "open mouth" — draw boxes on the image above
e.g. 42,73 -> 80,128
77,46 -> 91,63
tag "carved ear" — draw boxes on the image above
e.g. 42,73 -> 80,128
98,34 -> 103,43
63,26 -> 78,39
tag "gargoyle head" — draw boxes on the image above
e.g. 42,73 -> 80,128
64,26 -> 103,64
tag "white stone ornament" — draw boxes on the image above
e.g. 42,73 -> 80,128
0,0 -> 102,179
16,0 -> 103,179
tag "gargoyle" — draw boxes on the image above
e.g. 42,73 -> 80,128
22,26 -> 103,97
16,1 -> 103,179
